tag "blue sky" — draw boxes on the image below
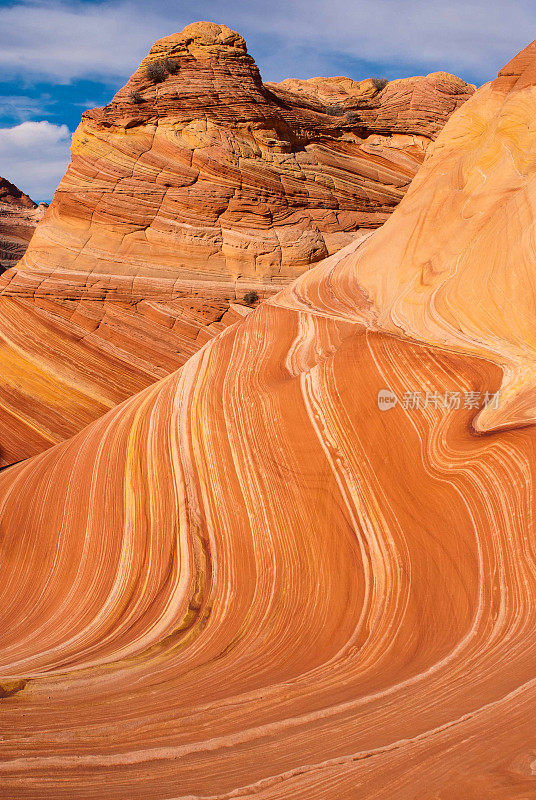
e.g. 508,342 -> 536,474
0,0 -> 534,202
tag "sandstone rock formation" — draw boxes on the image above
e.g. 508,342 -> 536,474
10,21 -> 474,291
0,291 -> 250,466
0,23 -> 473,468
0,177 -> 45,272
268,70 -> 471,139
1,38 -> 536,800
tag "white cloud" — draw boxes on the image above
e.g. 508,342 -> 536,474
0,94 -> 52,122
0,1 -> 170,84
0,0 -> 535,200
0,0 -> 534,86
217,0 -> 535,83
0,121 -> 71,201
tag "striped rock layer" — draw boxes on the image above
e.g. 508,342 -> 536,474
1,39 -> 536,800
0,177 -> 45,272
0,22 -> 473,467
12,22 -> 474,288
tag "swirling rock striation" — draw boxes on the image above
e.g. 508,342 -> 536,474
0,289 -> 251,466
1,38 -> 536,800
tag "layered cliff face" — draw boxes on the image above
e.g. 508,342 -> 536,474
0,22 -> 473,467
7,21 -> 474,293
268,70 -> 472,138
1,40 -> 536,800
0,177 -> 45,272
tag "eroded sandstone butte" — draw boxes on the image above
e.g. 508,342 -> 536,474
0,22 -> 473,467
0,176 -> 45,272
10,22 -> 474,290
1,39 -> 536,800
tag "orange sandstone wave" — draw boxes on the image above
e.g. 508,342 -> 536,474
1,35 -> 536,800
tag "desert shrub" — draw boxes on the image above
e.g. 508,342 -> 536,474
371,78 -> 389,91
345,111 -> 360,124
130,91 -> 144,104
146,60 -> 167,84
165,58 -> 180,74
325,103 -> 346,116
243,290 -> 259,306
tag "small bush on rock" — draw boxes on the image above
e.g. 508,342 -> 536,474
130,91 -> 144,104
243,290 -> 259,306
345,111 -> 360,124
165,58 -> 180,74
146,60 -> 167,84
371,78 -> 389,91
325,104 -> 346,116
